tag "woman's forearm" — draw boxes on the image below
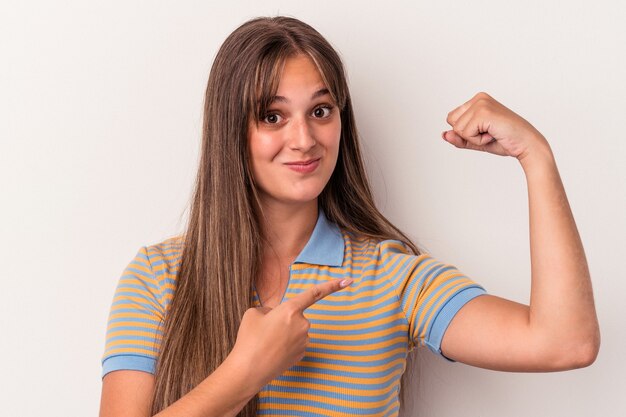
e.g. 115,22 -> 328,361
519,137 -> 600,367
154,354 -> 260,417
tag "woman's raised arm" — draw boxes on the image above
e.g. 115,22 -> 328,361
437,92 -> 600,371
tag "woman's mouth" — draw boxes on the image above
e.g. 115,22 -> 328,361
284,158 -> 321,173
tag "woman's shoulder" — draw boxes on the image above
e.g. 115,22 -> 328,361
341,229 -> 429,259
145,234 -> 184,256
141,234 -> 184,279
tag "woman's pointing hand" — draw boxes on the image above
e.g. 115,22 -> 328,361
230,278 -> 353,390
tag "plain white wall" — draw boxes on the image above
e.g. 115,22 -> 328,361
1,1 -> 624,416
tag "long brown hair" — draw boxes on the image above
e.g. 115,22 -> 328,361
151,16 -> 422,416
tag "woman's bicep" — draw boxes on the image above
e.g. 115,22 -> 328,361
100,370 -> 155,417
439,294 -> 560,371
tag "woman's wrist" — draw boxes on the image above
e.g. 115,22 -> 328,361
221,349 -> 265,399
517,134 -> 556,176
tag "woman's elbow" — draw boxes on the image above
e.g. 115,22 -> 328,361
574,330 -> 601,368
550,328 -> 601,370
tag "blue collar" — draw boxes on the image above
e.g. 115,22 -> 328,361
294,209 -> 344,267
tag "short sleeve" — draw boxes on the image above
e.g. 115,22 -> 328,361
101,246 -> 165,378
383,242 -> 486,360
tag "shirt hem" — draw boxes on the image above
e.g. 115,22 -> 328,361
102,354 -> 156,379
425,286 -> 487,361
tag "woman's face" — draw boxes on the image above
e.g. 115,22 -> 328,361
247,54 -> 341,209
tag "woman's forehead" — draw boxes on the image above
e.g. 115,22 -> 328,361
251,53 -> 340,115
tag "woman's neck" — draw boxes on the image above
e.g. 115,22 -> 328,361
259,199 -> 318,262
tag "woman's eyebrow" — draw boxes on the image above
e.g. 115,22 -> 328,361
269,88 -> 330,104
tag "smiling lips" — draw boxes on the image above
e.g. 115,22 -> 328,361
284,158 -> 321,173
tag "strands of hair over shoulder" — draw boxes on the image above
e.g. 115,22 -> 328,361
151,16 -> 422,416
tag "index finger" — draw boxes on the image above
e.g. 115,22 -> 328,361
286,278 -> 353,311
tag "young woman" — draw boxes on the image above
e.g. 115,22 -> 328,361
99,16 -> 600,417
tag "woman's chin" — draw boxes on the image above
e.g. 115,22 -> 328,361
261,191 -> 323,207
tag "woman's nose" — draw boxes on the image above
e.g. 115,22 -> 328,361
287,116 -> 316,151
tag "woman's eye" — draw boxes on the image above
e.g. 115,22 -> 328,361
313,105 -> 333,118
263,113 -> 282,124
263,113 -> 280,125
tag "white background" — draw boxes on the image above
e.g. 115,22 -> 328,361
1,1 -> 625,416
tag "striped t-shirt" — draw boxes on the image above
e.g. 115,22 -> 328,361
102,210 -> 486,416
